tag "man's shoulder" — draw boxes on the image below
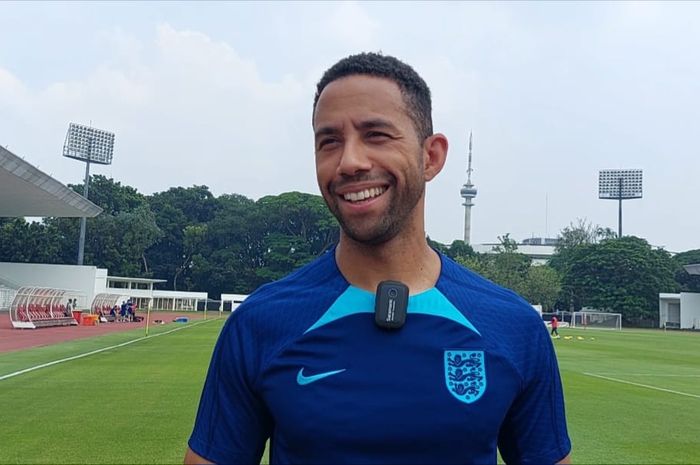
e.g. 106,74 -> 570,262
438,254 -> 527,306
437,254 -> 541,325
226,249 -> 348,333
216,250 -> 349,367
245,249 -> 344,306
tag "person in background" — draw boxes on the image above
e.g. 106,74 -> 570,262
551,315 -> 560,338
119,301 -> 127,322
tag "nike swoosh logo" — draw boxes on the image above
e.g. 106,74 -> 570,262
296,368 -> 346,385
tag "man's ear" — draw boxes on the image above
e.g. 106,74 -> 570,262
423,133 -> 448,182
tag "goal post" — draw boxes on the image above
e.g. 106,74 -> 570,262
571,311 -> 622,330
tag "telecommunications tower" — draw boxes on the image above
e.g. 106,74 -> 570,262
460,132 -> 477,244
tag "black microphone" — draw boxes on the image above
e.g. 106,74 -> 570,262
374,280 -> 409,330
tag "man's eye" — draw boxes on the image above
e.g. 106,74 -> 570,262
367,132 -> 390,140
318,138 -> 339,149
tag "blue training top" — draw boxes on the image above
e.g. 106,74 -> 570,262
188,250 -> 571,464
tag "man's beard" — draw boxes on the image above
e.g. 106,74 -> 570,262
325,171 -> 425,246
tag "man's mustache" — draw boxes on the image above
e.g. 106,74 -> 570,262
330,173 -> 394,193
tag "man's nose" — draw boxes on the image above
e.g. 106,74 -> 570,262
337,139 -> 372,176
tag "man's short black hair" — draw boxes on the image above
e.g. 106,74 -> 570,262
313,52 -> 433,142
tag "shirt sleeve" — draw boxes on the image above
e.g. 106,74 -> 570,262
498,321 -> 571,464
188,312 -> 272,464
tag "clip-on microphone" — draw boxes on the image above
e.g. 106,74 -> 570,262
374,280 -> 409,330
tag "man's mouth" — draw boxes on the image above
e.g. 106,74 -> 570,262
342,187 -> 386,203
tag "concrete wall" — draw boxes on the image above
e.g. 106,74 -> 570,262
659,293 -> 680,328
680,292 -> 700,329
95,268 -> 108,296
0,262 -> 99,308
221,293 -> 249,311
0,261 -> 212,312
659,292 -> 700,329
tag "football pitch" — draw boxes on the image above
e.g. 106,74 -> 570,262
0,318 -> 698,464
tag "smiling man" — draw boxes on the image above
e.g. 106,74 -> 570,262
185,52 -> 571,464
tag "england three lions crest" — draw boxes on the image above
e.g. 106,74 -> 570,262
444,350 -> 486,404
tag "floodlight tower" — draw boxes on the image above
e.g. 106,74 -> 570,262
62,123 -> 115,265
460,132 -> 477,244
598,169 -> 643,238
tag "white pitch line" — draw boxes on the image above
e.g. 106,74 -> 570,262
583,372 -> 700,399
0,319 -> 214,382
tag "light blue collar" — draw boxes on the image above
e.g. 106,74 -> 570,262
305,286 -> 480,336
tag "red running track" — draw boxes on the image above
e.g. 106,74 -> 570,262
0,311 -> 207,354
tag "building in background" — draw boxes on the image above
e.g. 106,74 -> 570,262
0,262 -> 208,312
471,237 -> 559,265
659,264 -> 700,330
1,144 -> 103,314
1,143 -> 210,329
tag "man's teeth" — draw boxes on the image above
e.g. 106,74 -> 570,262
343,187 -> 385,202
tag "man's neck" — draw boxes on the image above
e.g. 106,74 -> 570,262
335,231 -> 441,295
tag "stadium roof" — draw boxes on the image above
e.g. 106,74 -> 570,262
683,264 -> 700,275
0,145 -> 102,218
106,276 -> 167,284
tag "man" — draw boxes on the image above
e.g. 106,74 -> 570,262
551,315 -> 561,338
185,52 -> 571,464
120,301 -> 127,322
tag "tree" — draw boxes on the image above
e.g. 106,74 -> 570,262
519,265 -> 561,310
254,192 -> 339,283
446,240 -> 475,261
146,186 -> 217,289
51,176 -> 158,273
173,224 -> 207,291
455,234 -> 532,298
554,218 -> 616,251
77,206 -> 162,276
1,176 -> 159,272
257,192 -> 338,255
198,193 -> 262,296
69,175 -> 146,215
562,236 -> 678,324
491,233 -> 519,254
197,192 -> 339,297
0,218 -> 62,263
550,218 -> 616,310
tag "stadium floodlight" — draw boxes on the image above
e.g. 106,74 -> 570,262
62,123 -> 115,266
598,169 -> 643,238
63,123 -> 115,165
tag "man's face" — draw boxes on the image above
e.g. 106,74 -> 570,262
313,75 -> 426,245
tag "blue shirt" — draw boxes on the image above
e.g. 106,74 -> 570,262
189,250 -> 571,464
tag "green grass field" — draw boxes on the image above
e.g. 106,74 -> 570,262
0,319 -> 699,464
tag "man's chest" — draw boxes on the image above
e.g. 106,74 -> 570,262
257,315 -> 522,456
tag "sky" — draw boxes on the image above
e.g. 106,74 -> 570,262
1,1 -> 699,253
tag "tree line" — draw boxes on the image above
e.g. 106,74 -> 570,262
1,176 -> 699,326
0,175 -> 338,298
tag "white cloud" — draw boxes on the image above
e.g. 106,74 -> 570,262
0,23 -> 315,201
322,1 -> 380,50
2,3 -> 700,252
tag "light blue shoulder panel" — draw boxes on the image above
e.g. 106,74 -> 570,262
303,286 -> 374,334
